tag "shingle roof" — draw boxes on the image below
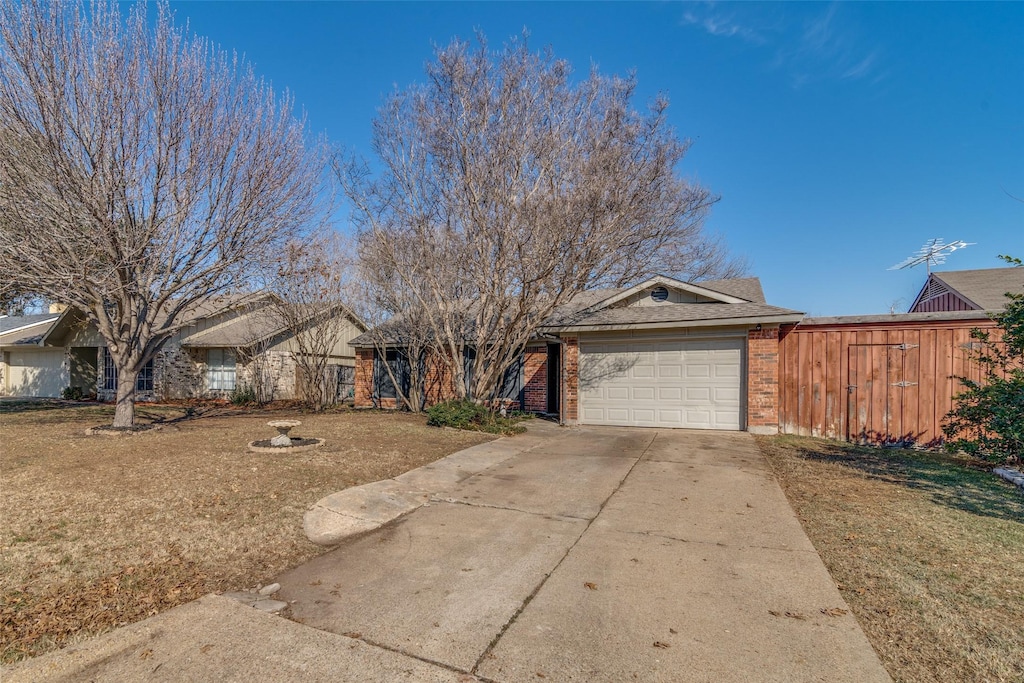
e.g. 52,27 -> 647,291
178,310 -> 285,347
350,276 -> 799,345
0,314 -> 58,335
931,268 -> 1024,310
697,277 -> 766,304
549,301 -> 803,329
0,315 -> 59,347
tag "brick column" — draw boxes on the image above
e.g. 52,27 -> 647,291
522,346 -> 548,413
561,335 -> 579,425
354,347 -> 374,407
747,327 -> 779,434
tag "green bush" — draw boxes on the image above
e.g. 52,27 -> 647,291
426,399 -> 526,435
943,255 -> 1024,464
60,386 -> 84,400
229,384 -> 258,406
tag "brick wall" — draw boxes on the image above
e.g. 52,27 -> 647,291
562,335 -> 578,424
522,346 -> 548,413
747,327 -> 780,434
354,347 -> 374,407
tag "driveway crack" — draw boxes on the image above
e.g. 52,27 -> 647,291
469,430 -> 660,675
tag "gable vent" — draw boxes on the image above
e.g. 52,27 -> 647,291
920,278 -> 949,303
650,286 -> 669,302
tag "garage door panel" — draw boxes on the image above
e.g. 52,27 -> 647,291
658,387 -> 682,400
579,338 -> 743,430
7,349 -> 68,397
606,386 -> 629,400
714,387 -> 740,402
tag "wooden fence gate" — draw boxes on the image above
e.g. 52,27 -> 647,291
779,313 -> 999,447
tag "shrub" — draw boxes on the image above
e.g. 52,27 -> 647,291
60,386 -> 84,400
426,399 -> 526,435
943,255 -> 1024,464
229,384 -> 258,406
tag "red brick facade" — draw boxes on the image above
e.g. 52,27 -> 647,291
522,346 -> 548,413
354,347 -> 374,407
561,335 -> 579,424
355,327 -> 783,433
746,326 -> 780,433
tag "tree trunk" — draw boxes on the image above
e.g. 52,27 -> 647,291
112,371 -> 138,427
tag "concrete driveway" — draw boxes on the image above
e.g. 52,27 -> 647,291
7,423 -> 890,682
277,424 -> 890,682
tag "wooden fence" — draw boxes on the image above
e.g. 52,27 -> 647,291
778,313 -> 1000,447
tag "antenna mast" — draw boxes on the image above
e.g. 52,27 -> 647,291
888,238 -> 974,274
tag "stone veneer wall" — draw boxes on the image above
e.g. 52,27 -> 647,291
746,326 -> 780,433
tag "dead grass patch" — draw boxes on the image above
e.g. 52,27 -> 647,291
0,402 -> 493,663
758,435 -> 1024,683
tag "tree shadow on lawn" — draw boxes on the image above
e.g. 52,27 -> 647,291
783,438 -> 1024,525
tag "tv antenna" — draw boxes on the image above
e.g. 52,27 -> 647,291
888,238 -> 974,274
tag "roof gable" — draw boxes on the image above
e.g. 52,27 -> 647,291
583,275 -> 747,314
910,267 -> 1024,312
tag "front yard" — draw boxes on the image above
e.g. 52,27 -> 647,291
0,402 -> 493,663
758,435 -> 1024,683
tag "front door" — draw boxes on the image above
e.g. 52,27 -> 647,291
546,343 -> 561,415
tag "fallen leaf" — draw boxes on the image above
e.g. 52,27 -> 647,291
536,673 -> 546,678
139,649 -> 153,660
653,641 -> 670,649
669,628 -> 678,634
342,631 -> 362,639
199,644 -> 214,654
821,607 -> 849,617
769,610 -> 808,620
584,582 -> 598,590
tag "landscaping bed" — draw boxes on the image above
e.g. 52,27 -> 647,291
0,402 -> 493,663
758,435 -> 1024,683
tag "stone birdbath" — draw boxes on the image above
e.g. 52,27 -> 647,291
248,420 -> 325,453
267,420 -> 302,447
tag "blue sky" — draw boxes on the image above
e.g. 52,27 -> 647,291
169,1 -> 1023,316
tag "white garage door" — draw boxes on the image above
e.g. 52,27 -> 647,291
579,338 -> 743,430
5,349 -> 68,397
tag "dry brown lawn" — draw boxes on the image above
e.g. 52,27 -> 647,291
0,401 -> 493,663
758,435 -> 1024,683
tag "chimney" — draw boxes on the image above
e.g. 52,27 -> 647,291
48,303 -> 68,314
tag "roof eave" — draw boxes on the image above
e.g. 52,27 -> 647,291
545,313 -> 805,333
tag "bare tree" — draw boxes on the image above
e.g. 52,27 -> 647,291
344,34 -> 739,403
349,258 -> 442,413
271,234 -> 357,411
0,0 -> 328,426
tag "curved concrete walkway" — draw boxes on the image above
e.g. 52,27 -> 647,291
6,423 -> 891,682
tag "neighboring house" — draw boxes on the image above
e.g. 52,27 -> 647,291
910,267 -> 1024,313
350,275 -> 804,433
0,311 -> 64,397
0,295 -> 366,401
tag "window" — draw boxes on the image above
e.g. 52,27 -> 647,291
207,348 -> 237,391
102,351 -> 154,392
